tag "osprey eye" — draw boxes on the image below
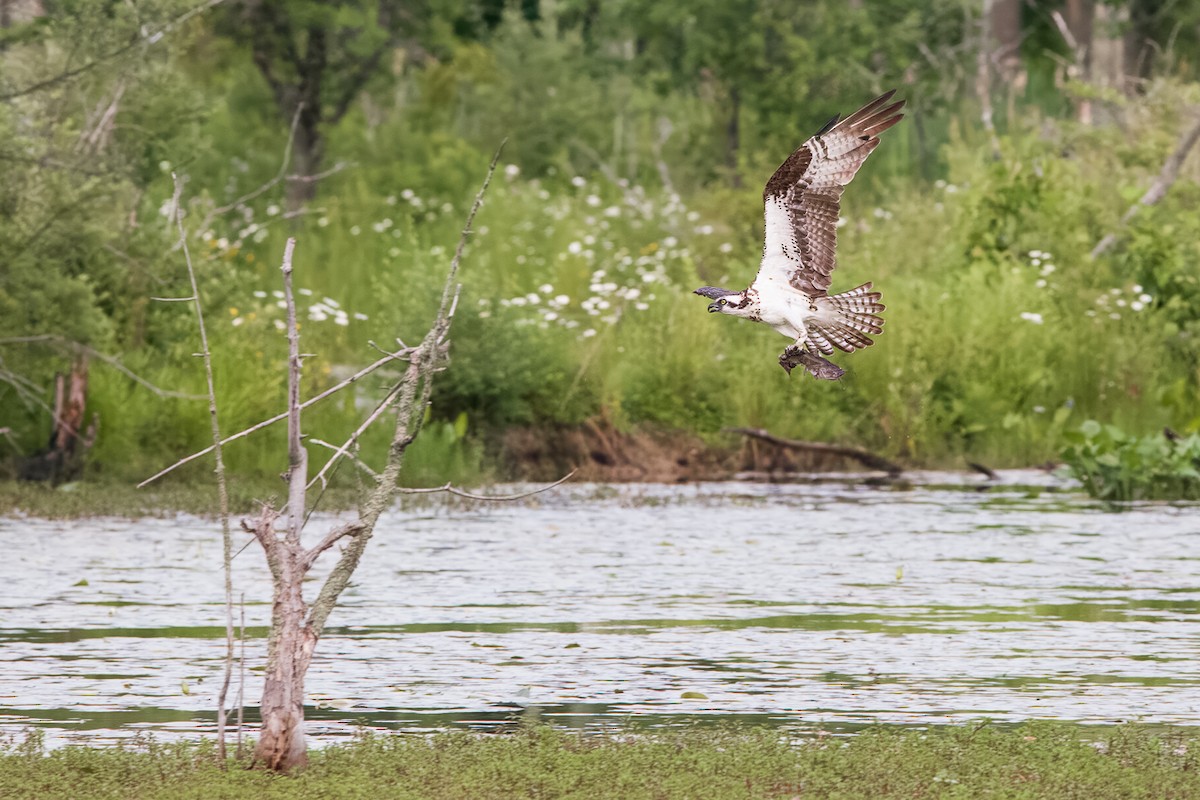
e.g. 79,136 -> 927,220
718,299 -> 727,306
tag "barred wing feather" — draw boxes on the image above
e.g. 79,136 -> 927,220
758,91 -> 905,297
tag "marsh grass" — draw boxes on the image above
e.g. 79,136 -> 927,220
2,723 -> 1200,799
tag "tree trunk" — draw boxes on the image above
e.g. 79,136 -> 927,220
18,356 -> 96,482
1123,0 -> 1159,88
1064,0 -> 1095,78
254,543 -> 316,772
726,84 -> 741,188
285,112 -> 323,212
989,0 -> 1023,84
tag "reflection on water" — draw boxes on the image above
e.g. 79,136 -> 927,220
2,472 -> 1199,747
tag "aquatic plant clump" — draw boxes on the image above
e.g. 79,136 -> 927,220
1061,420 -> 1200,502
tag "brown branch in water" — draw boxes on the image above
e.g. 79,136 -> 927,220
399,470 -> 577,502
724,427 -> 903,476
1092,109 -> 1200,258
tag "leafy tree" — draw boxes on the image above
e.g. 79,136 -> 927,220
216,0 -> 465,209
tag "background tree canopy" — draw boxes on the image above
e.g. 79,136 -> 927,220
3,0 -> 1200,483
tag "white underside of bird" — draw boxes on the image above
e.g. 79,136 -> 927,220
692,91 -> 905,380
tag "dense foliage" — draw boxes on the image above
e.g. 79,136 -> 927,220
3,1 -> 1200,485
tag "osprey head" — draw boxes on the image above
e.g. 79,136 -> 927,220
694,286 -> 745,315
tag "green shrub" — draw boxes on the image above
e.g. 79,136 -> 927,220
1061,420 -> 1200,501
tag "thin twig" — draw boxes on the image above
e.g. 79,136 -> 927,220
280,239 -> 307,545
0,0 -> 227,101
196,106 -> 304,236
305,143 -> 506,641
172,173 -> 237,765
308,438 -> 380,480
306,382 -> 404,492
138,346 -> 413,487
0,334 -> 204,400
399,470 -> 577,501
236,592 -> 246,761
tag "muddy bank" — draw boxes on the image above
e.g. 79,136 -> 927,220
499,420 -> 878,483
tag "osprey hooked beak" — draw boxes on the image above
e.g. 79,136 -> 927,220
694,286 -> 738,313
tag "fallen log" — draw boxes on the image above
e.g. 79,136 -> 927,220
725,426 -> 903,477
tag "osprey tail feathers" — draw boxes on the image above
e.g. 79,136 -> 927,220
808,282 -> 885,354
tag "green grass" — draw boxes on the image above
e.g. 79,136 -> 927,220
3,724 -> 1200,799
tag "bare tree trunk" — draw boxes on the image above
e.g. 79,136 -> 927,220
256,537 -> 317,772
18,356 -> 97,482
989,0 -> 1023,84
1064,0 -> 1095,78
285,113 -> 323,210
1123,0 -> 1159,89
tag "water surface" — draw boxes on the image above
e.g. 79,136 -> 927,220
3,472 -> 1198,747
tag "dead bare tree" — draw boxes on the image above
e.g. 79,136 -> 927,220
143,148 -> 571,772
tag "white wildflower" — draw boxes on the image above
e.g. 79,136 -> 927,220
581,328 -> 597,338
568,241 -> 583,255
253,290 -> 267,298
504,164 -> 520,180
354,312 -> 369,321
571,176 -> 586,188
349,226 -> 361,236
1019,312 -> 1044,324
719,243 -> 733,254
1138,293 -> 1152,304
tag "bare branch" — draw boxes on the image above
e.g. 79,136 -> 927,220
280,238 -> 307,545
399,470 -> 577,502
305,384 -> 402,491
306,143 -> 505,640
138,345 -> 413,487
302,522 -> 365,571
725,427 -> 904,476
308,438 -> 379,480
171,173 -> 238,764
196,106 -> 304,236
1092,109 -> 1200,258
0,0 -> 228,101
0,334 -> 204,400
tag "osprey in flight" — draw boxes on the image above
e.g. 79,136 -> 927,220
695,91 -> 905,380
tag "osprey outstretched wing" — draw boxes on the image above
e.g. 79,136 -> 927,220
695,91 -> 905,380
